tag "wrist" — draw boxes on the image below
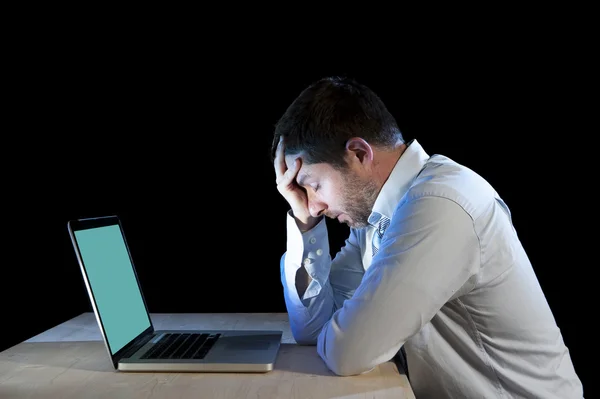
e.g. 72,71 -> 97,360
291,210 -> 321,232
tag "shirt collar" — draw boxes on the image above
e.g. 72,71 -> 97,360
368,139 -> 430,226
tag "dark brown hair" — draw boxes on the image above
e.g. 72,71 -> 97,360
271,76 -> 403,168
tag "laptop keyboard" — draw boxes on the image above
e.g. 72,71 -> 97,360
141,333 -> 221,360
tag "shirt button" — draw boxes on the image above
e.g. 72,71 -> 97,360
303,258 -> 312,265
309,237 -> 316,244
316,249 -> 323,256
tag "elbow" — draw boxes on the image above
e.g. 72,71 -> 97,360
319,340 -> 374,376
329,363 -> 359,377
326,356 -> 374,377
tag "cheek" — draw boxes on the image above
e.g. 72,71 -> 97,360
319,184 -> 343,206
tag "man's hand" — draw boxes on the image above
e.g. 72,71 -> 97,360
274,136 -> 320,231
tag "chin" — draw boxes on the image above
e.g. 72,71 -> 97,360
335,213 -> 369,229
351,222 -> 369,229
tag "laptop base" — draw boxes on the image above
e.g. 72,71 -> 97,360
117,328 -> 282,373
117,361 -> 276,373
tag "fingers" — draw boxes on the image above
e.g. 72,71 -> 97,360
274,136 -> 286,180
276,158 -> 300,187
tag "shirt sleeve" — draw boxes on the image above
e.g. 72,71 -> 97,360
280,210 -> 365,344
316,195 -> 481,376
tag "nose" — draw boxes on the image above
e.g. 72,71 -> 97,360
308,198 -> 327,218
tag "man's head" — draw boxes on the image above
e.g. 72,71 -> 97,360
271,76 -> 405,228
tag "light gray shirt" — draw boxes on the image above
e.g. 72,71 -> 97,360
280,140 -> 583,398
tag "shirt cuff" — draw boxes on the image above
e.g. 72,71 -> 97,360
284,211 -> 331,303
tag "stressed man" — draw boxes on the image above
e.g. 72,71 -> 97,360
271,76 -> 583,398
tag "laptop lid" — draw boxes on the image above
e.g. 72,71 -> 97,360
67,215 -> 155,369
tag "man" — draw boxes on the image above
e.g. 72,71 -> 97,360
271,76 -> 583,398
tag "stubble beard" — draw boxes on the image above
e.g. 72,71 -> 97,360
337,172 -> 380,229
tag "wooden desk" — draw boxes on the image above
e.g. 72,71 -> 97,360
0,313 -> 414,398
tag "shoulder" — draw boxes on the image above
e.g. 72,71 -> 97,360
398,154 -> 499,221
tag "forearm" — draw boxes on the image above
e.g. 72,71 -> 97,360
282,266 -> 335,345
281,213 -> 336,344
281,211 -> 366,345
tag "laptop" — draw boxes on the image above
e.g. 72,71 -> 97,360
67,215 -> 282,372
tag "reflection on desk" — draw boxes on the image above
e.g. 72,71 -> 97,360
0,312 -> 415,399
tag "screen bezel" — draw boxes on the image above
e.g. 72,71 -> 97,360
67,215 -> 155,369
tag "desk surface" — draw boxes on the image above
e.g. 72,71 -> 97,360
0,312 -> 414,398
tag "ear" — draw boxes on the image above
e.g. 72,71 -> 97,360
345,137 -> 374,167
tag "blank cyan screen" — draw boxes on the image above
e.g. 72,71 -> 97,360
75,224 -> 151,354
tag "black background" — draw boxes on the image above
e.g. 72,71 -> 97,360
2,13 -> 592,396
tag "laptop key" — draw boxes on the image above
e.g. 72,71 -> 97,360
179,333 -> 210,359
192,334 -> 221,359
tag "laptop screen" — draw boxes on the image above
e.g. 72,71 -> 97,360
74,223 -> 151,355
